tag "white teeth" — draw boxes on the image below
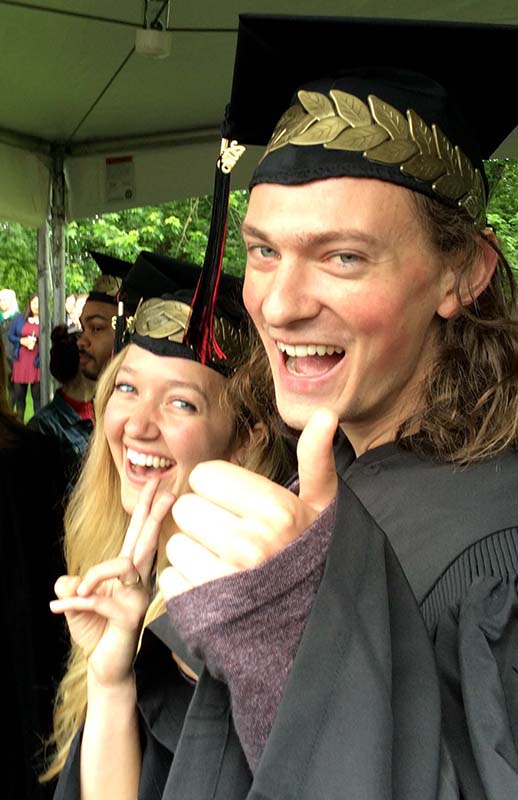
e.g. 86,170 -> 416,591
277,342 -> 344,357
127,448 -> 172,469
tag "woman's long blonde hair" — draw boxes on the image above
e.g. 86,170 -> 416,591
43,336 -> 293,780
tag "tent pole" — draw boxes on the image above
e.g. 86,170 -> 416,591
50,147 -> 66,329
37,222 -> 53,406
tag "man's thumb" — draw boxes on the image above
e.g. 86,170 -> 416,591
297,408 -> 338,512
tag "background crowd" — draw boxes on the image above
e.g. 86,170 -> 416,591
0,289 -> 88,423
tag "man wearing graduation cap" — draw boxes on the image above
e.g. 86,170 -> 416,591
76,251 -> 133,381
158,14 -> 518,800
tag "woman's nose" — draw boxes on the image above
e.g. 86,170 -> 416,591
123,398 -> 161,439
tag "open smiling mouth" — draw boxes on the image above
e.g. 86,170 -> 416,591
126,447 -> 175,477
277,341 -> 345,377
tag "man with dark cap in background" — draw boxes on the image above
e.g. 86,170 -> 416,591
157,14 -> 518,800
76,251 -> 132,382
27,253 -> 133,493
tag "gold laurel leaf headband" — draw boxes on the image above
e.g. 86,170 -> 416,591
92,275 -> 122,297
263,89 -> 486,227
121,297 -> 244,367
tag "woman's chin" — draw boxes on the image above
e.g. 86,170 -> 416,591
120,480 -> 141,515
120,493 -> 138,516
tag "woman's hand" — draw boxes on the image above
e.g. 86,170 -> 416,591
159,408 -> 338,600
20,335 -> 34,349
50,478 -> 175,687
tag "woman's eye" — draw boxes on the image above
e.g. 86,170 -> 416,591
171,399 -> 197,412
115,382 -> 135,394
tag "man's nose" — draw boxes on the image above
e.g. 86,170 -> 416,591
260,260 -> 321,327
77,330 -> 89,349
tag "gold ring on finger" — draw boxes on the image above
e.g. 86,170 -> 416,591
118,572 -> 142,588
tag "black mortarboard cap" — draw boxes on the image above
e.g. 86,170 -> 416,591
227,14 -> 518,162
88,250 -> 133,306
120,251 -> 247,376
225,15 -> 518,226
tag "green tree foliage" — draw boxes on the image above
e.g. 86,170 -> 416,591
486,159 -> 518,269
0,221 -> 37,310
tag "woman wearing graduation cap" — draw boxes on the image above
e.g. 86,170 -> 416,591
43,251 -> 294,798
153,14 -> 517,800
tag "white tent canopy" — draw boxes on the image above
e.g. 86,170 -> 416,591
1,0 -> 518,228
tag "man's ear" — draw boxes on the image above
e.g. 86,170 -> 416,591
437,230 -> 499,320
230,422 -> 266,467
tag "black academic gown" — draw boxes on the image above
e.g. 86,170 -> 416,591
54,444 -> 518,799
1,426 -> 68,800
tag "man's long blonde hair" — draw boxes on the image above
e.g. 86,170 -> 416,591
43,337 -> 293,781
399,194 -> 518,464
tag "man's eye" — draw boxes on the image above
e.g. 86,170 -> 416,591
332,252 -> 361,265
259,245 -> 277,258
248,244 -> 277,259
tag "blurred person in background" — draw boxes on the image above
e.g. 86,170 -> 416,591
65,294 -> 77,332
71,294 -> 87,329
0,288 -> 19,407
9,292 -> 40,420
29,324 -> 95,493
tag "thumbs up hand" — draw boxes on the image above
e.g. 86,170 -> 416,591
159,408 -> 338,601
